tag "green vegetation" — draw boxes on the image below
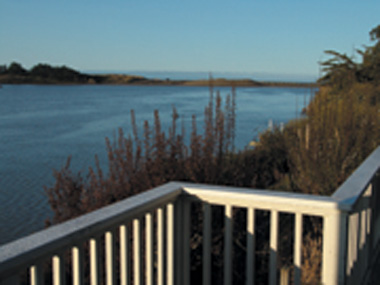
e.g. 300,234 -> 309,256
282,25 -> 380,195
0,62 -> 155,84
44,25 -> 379,283
0,62 -> 315,87
0,63 -> 92,84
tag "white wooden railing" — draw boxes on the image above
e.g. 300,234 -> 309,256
0,146 -> 379,285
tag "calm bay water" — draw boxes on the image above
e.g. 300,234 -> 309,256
0,84 -> 312,245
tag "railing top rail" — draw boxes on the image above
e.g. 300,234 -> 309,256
0,182 -> 182,277
179,182 -> 345,215
332,146 -> 380,210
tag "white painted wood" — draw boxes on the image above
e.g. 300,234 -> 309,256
294,213 -> 302,285
183,184 -> 347,214
332,147 -> 380,208
72,245 -> 84,285
346,212 -> 359,284
246,207 -> 255,285
359,209 -> 366,279
203,202 -> 211,285
30,262 -> 44,285
119,224 -> 129,285
322,211 -> 348,285
105,231 -> 116,285
90,237 -> 101,285
157,207 -> 164,285
269,210 -> 278,285
52,253 -> 65,285
360,185 -> 372,281
224,205 -> 233,285
0,182 -> 182,281
167,203 -> 174,285
145,212 -> 154,285
133,218 -> 141,285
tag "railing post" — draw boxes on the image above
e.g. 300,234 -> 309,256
322,210 -> 348,284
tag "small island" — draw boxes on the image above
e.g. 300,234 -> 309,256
0,62 -> 317,87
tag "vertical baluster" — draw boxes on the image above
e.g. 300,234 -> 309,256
224,205 -> 233,285
346,212 -> 359,284
359,209 -> 366,280
90,237 -> 102,285
246,207 -> 255,285
157,207 -> 164,285
269,210 -> 278,285
203,202 -> 211,285
167,203 -> 174,285
183,200 -> 191,285
105,230 -> 116,285
365,189 -> 372,277
72,245 -> 84,285
355,210 -> 362,284
146,212 -> 154,285
133,218 -> 142,285
52,253 -> 66,285
120,224 -> 129,285
30,262 -> 44,285
294,213 -> 302,285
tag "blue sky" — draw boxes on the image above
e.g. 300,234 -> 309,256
0,0 -> 379,81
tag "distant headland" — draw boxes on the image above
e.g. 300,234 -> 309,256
0,62 -> 317,88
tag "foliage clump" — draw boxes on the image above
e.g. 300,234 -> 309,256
46,86 -> 253,224
0,62 -> 93,84
283,25 -> 380,195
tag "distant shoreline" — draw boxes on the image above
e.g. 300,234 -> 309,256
0,63 -> 317,88
0,74 -> 317,88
